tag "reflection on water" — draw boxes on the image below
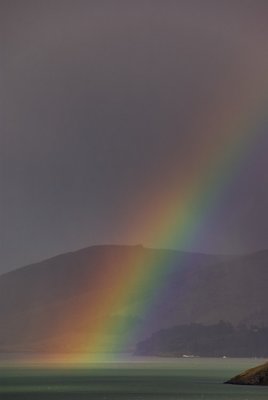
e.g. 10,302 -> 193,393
0,355 -> 268,399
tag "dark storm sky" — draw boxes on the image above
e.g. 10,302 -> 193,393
1,0 -> 268,272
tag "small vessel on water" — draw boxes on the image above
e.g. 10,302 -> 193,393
182,354 -> 196,358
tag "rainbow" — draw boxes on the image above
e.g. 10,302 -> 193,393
46,59 -> 267,366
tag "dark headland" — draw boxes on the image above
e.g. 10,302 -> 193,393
225,362 -> 268,385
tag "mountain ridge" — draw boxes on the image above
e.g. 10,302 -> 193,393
0,245 -> 267,353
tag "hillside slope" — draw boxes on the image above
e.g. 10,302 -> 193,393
0,246 -> 267,353
136,322 -> 268,357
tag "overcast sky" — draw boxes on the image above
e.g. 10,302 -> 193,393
1,0 -> 268,273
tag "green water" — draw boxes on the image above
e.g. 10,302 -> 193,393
0,357 -> 268,399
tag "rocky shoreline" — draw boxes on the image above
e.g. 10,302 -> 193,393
225,362 -> 268,385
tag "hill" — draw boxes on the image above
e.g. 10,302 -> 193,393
0,245 -> 267,353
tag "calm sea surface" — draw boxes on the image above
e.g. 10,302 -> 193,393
0,356 -> 268,399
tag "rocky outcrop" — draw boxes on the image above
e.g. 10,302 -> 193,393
226,362 -> 268,385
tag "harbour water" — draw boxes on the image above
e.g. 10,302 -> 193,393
0,356 -> 268,399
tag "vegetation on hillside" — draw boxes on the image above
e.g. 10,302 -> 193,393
136,321 -> 268,357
